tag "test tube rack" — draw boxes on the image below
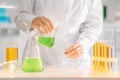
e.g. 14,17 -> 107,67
92,41 -> 118,74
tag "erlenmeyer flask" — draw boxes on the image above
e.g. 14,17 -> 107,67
22,36 -> 44,72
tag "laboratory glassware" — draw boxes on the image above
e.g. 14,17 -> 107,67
22,35 -> 44,72
93,40 -> 118,74
5,43 -> 19,71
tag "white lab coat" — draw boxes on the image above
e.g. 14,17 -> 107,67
15,0 -> 103,67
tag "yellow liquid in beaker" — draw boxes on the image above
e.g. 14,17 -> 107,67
6,48 -> 18,61
6,48 -> 18,70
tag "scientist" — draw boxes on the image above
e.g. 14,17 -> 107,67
15,0 -> 103,66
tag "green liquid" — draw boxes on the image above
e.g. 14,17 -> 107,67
37,36 -> 54,48
103,5 -> 107,20
22,57 -> 44,72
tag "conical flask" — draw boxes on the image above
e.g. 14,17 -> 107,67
22,36 -> 44,72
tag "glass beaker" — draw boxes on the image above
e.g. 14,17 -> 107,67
6,43 -> 18,61
36,32 -> 55,48
22,36 -> 44,72
5,43 -> 18,70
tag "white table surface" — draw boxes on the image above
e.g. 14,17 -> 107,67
0,65 -> 119,79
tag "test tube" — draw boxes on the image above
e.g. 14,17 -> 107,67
101,41 -> 104,72
93,43 -> 96,71
110,41 -> 116,73
103,40 -> 113,73
97,42 -> 101,72
93,42 -> 98,72
107,45 -> 111,73
103,40 -> 107,73
99,41 -> 104,72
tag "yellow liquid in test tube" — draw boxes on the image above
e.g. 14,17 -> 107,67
97,42 -> 100,72
93,43 -> 96,71
101,43 -> 105,72
93,41 -> 113,73
106,46 -> 111,73
93,42 -> 98,71
103,45 -> 111,73
103,45 -> 107,73
100,43 -> 103,72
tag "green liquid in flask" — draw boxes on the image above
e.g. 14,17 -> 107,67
22,57 -> 44,72
37,36 -> 54,48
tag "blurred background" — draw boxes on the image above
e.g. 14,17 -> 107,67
0,0 -> 120,68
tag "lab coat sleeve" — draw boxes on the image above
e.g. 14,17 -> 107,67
77,0 -> 103,52
15,0 -> 36,32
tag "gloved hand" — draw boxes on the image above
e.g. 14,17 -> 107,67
65,43 -> 83,59
31,16 -> 54,34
